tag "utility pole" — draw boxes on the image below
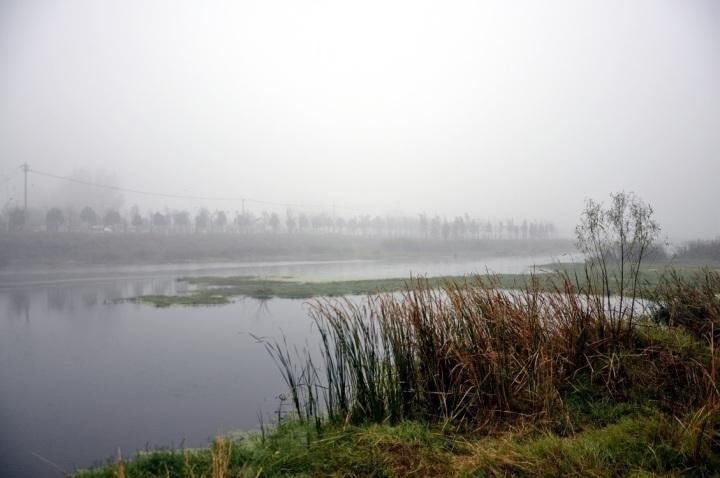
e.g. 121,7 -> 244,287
241,198 -> 245,215
21,163 -> 29,215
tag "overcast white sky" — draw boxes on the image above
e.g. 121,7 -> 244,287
1,0 -> 718,239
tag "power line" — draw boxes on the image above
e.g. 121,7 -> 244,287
28,167 -> 376,215
31,168 -> 246,201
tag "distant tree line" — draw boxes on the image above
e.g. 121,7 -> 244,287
675,239 -> 720,262
0,205 -> 557,240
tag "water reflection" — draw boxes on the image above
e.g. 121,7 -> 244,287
101,284 -> 123,302
150,279 -> 174,296
0,280 -> 315,478
253,297 -> 272,317
0,256 -> 563,478
7,288 -> 30,321
81,289 -> 98,308
47,286 -> 67,312
132,281 -> 145,298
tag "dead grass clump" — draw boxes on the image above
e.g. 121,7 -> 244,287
210,437 -> 232,478
652,269 -> 720,342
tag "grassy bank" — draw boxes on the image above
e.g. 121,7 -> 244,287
78,269 -> 720,477
75,409 -> 717,477
76,405 -> 720,477
541,260 -> 720,290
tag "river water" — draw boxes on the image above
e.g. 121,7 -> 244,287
0,255 -> 563,477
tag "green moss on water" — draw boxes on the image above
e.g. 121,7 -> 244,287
127,294 -> 231,307
122,274 -> 546,306
122,261 -> 720,307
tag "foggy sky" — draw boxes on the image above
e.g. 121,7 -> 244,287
1,0 -> 719,239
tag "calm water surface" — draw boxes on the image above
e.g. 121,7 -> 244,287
0,256 -> 561,477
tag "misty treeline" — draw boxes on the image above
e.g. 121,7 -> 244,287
675,239 -> 720,263
0,205 -> 557,241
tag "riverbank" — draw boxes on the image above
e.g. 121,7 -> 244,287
74,400 -> 717,477
76,268 -> 720,477
0,232 -> 573,268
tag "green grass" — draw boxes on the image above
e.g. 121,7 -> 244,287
539,260 -> 720,292
462,413 -> 699,477
74,398 -> 719,477
74,420 -> 460,478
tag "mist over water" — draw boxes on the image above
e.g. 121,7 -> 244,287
1,0 -> 719,239
0,1 -> 719,477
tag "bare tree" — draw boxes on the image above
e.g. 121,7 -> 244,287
576,191 -> 660,336
79,206 -> 98,229
172,210 -> 191,233
195,209 -> 210,232
214,210 -> 228,232
46,208 -> 65,232
8,208 -> 24,231
298,212 -> 309,232
269,212 -> 280,233
286,210 -> 297,234
103,210 -> 123,230
131,211 -> 143,229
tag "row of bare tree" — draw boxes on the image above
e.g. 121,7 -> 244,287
2,206 -> 556,240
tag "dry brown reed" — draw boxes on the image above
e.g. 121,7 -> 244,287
272,274 -> 615,430
210,437 -> 232,478
264,270 -> 720,435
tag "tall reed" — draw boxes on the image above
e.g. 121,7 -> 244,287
268,274 -> 618,429
265,270 -> 720,431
